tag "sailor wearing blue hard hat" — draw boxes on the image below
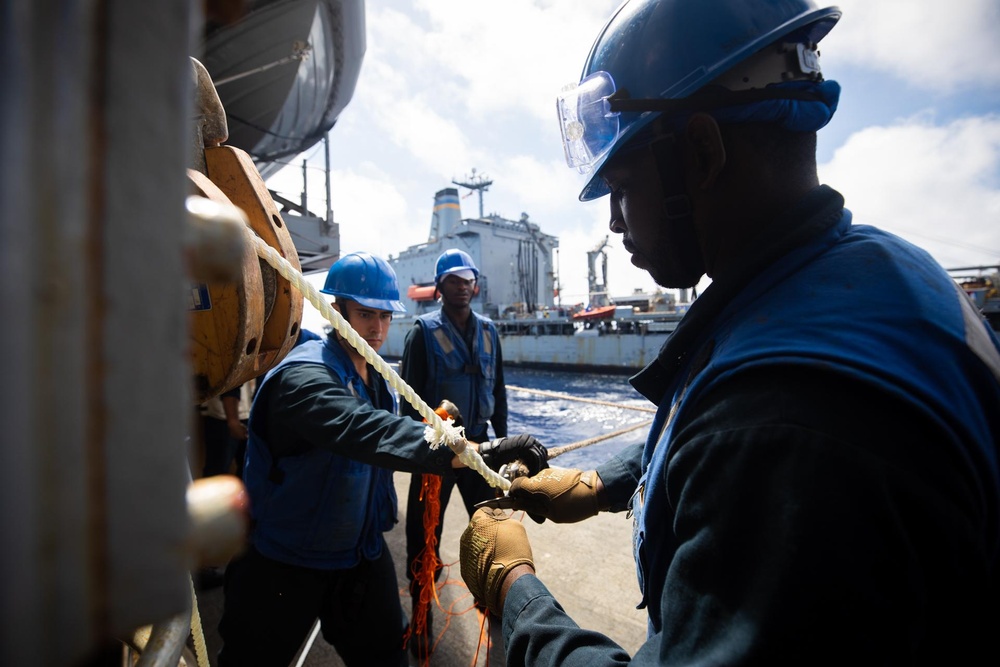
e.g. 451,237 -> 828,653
554,0 -> 842,290
400,248 -> 517,660
461,1 -> 1000,664
319,251 -> 406,361
219,251 -> 547,666
432,248 -> 480,296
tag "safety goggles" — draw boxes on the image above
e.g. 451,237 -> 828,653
556,71 -> 620,175
558,54 -> 827,176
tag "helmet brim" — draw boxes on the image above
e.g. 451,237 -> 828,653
439,267 -> 479,281
351,296 -> 407,313
321,291 -> 407,314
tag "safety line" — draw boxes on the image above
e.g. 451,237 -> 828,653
547,419 -> 653,459
507,384 -> 657,413
189,576 -> 209,667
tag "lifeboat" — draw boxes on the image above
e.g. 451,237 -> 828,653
572,305 -> 618,321
200,0 -> 366,180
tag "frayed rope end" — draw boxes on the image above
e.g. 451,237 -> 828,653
423,419 -> 465,451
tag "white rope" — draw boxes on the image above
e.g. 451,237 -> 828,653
189,575 -> 210,667
247,229 -> 510,491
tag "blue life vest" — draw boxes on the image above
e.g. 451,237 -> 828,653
417,310 -> 500,441
630,209 -> 1000,631
244,337 -> 398,570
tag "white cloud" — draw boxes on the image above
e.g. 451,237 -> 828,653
265,0 -> 999,313
403,0 -> 617,121
349,0 -> 620,184
329,169 -> 428,258
824,0 -> 1000,90
819,114 -> 1000,268
269,163 -> 428,259
489,155 -> 584,217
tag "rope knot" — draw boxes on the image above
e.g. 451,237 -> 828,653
423,418 -> 465,451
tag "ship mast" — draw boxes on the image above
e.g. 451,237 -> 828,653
452,168 -> 493,219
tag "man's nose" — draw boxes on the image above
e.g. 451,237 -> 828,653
609,201 -> 625,233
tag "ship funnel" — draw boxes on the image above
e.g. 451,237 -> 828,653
429,187 -> 461,242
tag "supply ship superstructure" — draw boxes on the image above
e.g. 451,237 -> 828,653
380,181 -> 688,372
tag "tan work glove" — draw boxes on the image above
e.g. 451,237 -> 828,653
460,507 -> 534,616
507,467 -> 601,523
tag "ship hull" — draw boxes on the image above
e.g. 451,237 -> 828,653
381,316 -> 676,374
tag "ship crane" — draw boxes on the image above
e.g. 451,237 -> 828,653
587,235 -> 611,307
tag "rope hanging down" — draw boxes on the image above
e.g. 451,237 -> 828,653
246,228 -> 511,492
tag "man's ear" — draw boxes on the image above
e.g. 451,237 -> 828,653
330,300 -> 350,335
331,300 -> 348,325
684,113 -> 726,190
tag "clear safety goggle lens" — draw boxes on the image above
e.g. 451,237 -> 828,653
556,71 -> 619,174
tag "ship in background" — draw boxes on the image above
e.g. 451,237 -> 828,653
389,171 -> 559,320
379,174 -> 691,373
951,265 -> 1000,331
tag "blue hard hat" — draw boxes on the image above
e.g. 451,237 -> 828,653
321,252 -> 406,313
560,0 -> 842,201
434,249 -> 480,284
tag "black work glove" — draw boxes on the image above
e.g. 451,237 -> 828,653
479,434 -> 549,477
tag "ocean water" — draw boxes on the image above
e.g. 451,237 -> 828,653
388,362 -> 654,470
502,366 -> 654,470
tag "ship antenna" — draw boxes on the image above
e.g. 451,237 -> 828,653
452,168 -> 493,219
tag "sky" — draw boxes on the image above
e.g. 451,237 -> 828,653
265,0 -> 1000,307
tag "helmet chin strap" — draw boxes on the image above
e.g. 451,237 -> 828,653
650,133 -> 693,223
331,300 -> 353,342
649,131 -> 708,286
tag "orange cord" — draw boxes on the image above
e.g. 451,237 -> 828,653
402,555 -> 498,666
403,404 -> 498,665
410,473 -> 442,640
404,406 -> 449,664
